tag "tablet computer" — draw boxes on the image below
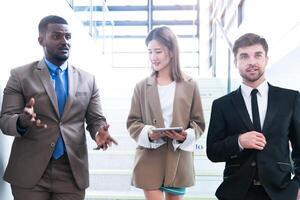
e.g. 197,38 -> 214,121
152,127 -> 183,133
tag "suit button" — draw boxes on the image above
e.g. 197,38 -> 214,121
51,142 -> 55,147
251,162 -> 256,167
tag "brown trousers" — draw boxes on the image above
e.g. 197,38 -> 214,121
11,154 -> 85,200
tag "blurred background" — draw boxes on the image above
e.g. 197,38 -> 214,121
1,0 -> 300,199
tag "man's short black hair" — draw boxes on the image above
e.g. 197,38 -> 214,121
38,15 -> 68,34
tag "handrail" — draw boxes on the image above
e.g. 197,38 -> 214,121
65,0 -> 73,8
212,17 -> 233,93
214,18 -> 233,51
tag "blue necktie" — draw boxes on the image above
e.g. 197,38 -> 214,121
53,67 -> 66,159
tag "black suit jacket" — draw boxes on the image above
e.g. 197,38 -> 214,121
206,84 -> 300,200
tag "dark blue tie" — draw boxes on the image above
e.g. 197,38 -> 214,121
53,67 -> 66,159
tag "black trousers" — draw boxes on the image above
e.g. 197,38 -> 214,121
218,183 -> 271,200
245,183 -> 271,200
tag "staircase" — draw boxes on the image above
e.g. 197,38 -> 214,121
85,69 -> 226,200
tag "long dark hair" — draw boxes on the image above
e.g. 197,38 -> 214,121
145,26 -> 183,82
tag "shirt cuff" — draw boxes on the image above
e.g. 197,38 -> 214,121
172,128 -> 195,152
238,135 -> 244,151
137,125 -> 166,149
16,118 -> 27,136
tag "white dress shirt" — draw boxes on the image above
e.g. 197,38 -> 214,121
238,80 -> 269,149
241,80 -> 268,127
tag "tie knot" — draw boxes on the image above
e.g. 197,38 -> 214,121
251,89 -> 258,96
55,67 -> 62,75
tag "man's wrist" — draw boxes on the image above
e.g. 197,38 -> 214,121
18,114 -> 31,129
238,135 -> 244,151
17,116 -> 28,135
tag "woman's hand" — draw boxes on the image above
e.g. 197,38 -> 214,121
148,130 -> 164,141
163,130 -> 187,142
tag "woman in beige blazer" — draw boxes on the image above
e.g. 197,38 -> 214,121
127,26 -> 205,200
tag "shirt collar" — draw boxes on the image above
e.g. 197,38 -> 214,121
44,58 -> 68,74
241,80 -> 269,98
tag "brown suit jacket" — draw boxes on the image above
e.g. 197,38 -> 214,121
127,75 -> 205,189
0,59 -> 106,189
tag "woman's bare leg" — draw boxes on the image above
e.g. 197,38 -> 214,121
165,193 -> 183,200
144,189 -> 164,200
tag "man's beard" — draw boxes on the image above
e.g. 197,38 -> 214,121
241,70 -> 264,83
53,53 -> 69,62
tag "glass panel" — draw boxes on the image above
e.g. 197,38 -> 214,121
94,25 -> 114,38
112,52 -> 149,67
152,25 -> 197,36
111,38 -> 147,52
73,0 -> 104,6
73,0 -> 147,7
153,0 -> 197,6
180,52 -> 199,68
106,0 -> 147,6
72,0 -> 91,6
72,0 -> 200,70
111,26 -> 148,37
178,38 -> 199,52
183,68 -> 199,78
99,11 -> 147,21
76,11 -> 147,21
153,10 -> 197,21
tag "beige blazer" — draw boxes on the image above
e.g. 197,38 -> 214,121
0,59 -> 106,189
127,75 -> 205,189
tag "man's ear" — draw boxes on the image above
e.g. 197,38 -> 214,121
38,35 -> 44,46
265,55 -> 269,65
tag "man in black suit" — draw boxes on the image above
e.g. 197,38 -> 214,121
206,33 -> 300,200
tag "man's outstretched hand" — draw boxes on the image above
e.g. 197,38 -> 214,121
18,97 -> 47,129
94,124 -> 118,150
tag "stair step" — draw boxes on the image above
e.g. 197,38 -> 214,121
85,77 -> 226,199
88,169 -> 222,196
85,190 -> 217,200
87,133 -> 209,152
88,169 -> 222,177
88,150 -> 224,172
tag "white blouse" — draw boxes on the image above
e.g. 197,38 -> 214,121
137,81 -> 195,152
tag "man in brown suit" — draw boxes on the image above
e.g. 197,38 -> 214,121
0,15 -> 117,200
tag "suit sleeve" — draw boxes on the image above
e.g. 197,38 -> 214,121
289,92 -> 300,184
85,76 -> 107,140
189,81 -> 205,139
127,84 -> 145,142
0,69 -> 25,137
206,99 -> 241,162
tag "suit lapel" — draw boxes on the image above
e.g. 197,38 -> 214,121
35,60 -> 60,117
170,77 -> 191,127
62,65 -> 77,119
231,87 -> 254,130
146,77 -> 165,127
262,84 -> 279,132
